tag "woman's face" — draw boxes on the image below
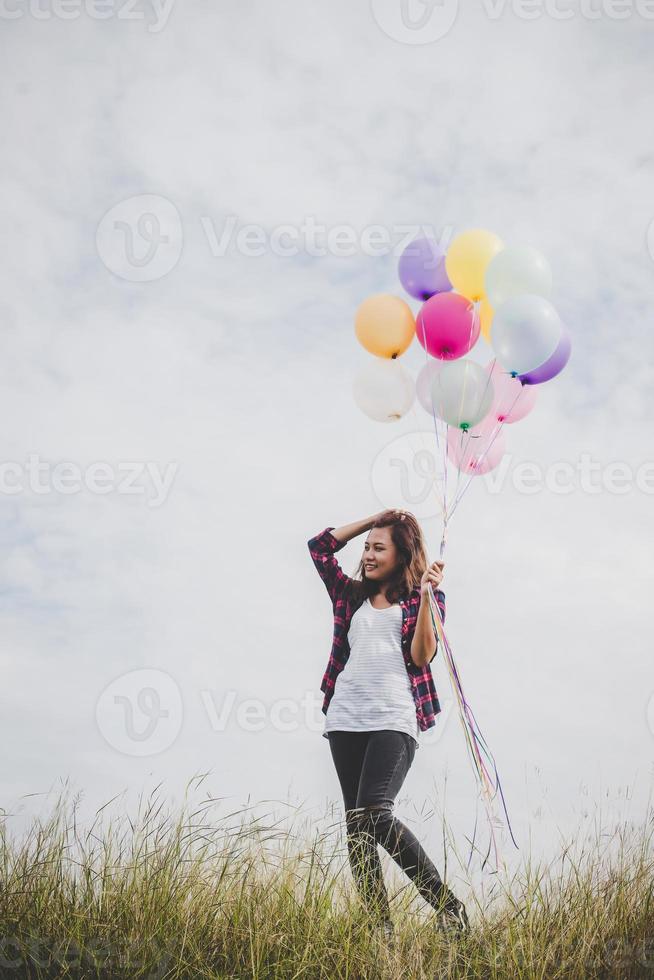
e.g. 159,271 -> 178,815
362,527 -> 399,584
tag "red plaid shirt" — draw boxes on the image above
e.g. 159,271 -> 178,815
308,526 -> 444,733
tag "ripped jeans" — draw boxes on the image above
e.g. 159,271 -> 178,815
328,729 -> 453,922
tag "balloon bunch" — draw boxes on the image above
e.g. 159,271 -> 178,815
353,228 -> 572,557
352,228 -> 572,871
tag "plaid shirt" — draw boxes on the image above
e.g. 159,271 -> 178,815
307,526 -> 444,733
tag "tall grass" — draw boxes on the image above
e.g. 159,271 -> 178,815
1,775 -> 653,979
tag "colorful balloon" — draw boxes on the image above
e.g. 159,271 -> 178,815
398,237 -> 452,301
491,294 -> 563,376
352,356 -> 415,422
447,415 -> 506,475
416,359 -> 444,415
416,292 -> 479,360
485,359 -> 538,422
431,359 -> 494,430
519,325 -> 572,385
484,244 -> 552,309
445,228 -> 504,302
354,294 -> 415,358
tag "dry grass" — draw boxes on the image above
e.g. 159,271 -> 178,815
1,775 -> 653,979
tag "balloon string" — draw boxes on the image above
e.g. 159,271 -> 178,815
449,301 -> 480,490
447,416 -> 505,522
420,296 -> 486,547
447,372 -> 525,521
434,580 -> 516,804
447,384 -> 524,520
428,584 -> 519,866
421,304 -> 519,871
453,300 -> 478,444
442,416 -> 449,534
443,350 -> 497,523
427,582 -> 520,869
451,428 -> 466,506
405,398 -> 447,524
418,307 -> 449,540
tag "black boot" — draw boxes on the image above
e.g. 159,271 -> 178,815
436,893 -> 470,937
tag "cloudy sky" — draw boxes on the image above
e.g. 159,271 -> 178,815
1,0 -> 653,897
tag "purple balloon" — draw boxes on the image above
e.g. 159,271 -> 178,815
519,325 -> 572,384
398,237 -> 452,301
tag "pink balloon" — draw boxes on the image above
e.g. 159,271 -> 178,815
447,414 -> 506,475
416,360 -> 444,414
485,359 -> 537,423
416,293 -> 479,360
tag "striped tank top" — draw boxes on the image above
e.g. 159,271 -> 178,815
323,596 -> 420,747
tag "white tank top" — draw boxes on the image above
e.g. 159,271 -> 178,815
323,596 -> 420,747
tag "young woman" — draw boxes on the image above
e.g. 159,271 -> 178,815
307,508 -> 470,940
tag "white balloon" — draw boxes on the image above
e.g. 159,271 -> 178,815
352,356 -> 415,422
491,294 -> 563,375
485,245 -> 553,309
431,359 -> 495,430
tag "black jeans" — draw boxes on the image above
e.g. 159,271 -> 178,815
328,729 -> 453,921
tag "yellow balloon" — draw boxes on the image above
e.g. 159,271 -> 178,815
480,297 -> 494,343
354,293 -> 415,358
445,229 -> 504,302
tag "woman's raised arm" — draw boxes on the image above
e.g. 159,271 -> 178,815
307,512 -> 386,603
329,512 -> 387,545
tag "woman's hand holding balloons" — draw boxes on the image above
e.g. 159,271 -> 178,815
420,560 -> 444,596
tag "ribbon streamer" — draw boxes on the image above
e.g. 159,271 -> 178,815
426,581 -> 520,872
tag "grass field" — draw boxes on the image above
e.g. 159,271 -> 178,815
1,776 -> 653,979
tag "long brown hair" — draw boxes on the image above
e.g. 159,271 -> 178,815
351,511 -> 430,605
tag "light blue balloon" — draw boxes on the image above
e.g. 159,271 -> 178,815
491,294 -> 562,376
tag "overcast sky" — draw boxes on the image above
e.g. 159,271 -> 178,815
1,0 -> 653,898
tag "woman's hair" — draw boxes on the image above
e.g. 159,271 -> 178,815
351,511 -> 430,604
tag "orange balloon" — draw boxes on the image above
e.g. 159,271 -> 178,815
480,297 -> 494,343
354,294 -> 415,358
